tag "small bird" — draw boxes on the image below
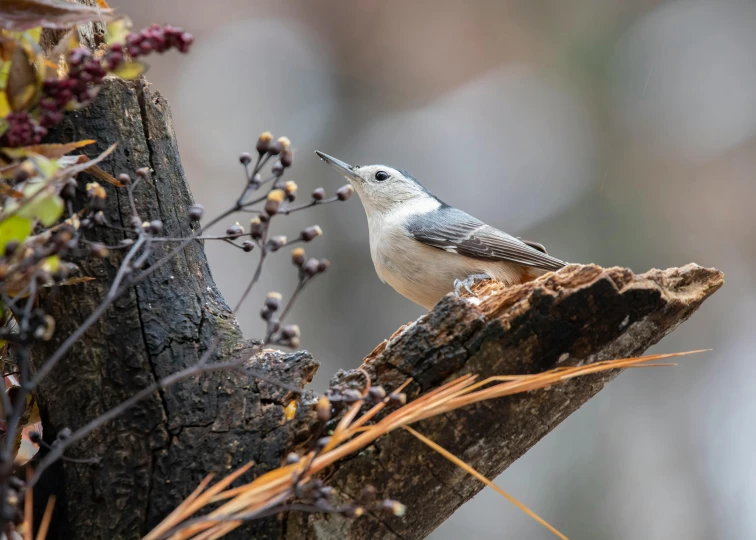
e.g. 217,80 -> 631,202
316,151 -> 567,310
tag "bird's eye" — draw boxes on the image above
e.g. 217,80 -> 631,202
375,171 -> 389,181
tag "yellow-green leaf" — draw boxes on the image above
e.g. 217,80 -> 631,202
6,43 -> 38,111
29,153 -> 58,178
40,254 -> 59,273
0,215 -> 32,255
105,17 -> 131,45
112,60 -> 146,80
23,189 -> 63,226
24,27 -> 42,45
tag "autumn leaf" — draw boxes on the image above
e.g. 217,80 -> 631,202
0,0 -> 113,32
0,34 -> 16,61
53,142 -> 117,181
18,185 -> 63,226
6,41 -> 39,111
105,17 -> 131,45
2,139 -> 95,160
112,60 -> 146,80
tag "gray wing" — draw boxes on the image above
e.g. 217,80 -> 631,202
405,206 -> 566,272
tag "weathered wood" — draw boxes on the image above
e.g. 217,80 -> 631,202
285,264 -> 723,539
25,75 -> 723,539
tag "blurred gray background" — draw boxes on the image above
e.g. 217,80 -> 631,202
124,1 -> 753,538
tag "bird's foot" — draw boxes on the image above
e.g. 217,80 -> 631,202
454,274 -> 491,297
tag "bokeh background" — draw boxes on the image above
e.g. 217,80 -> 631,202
123,1 -> 753,538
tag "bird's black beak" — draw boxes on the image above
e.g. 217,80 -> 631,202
315,151 -> 358,180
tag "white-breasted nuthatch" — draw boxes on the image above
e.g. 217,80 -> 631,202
316,151 -> 567,310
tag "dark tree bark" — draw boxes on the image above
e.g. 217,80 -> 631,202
26,75 -> 723,539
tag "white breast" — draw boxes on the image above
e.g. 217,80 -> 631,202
364,200 -> 531,309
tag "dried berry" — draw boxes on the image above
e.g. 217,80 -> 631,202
336,184 -> 354,201
239,152 -> 252,165
302,258 -> 319,277
341,505 -> 364,518
226,222 -> 244,237
317,259 -> 331,273
316,396 -> 331,422
265,189 -> 285,215
249,218 -> 264,239
281,324 -> 300,339
291,247 -> 306,266
379,499 -> 406,517
60,178 -> 77,200
300,225 -> 322,242
188,204 -> 204,221
342,389 -> 362,404
283,180 -> 298,201
256,132 -> 272,154
280,148 -> 293,168
265,292 -> 282,311
388,392 -> 406,406
368,386 -> 386,402
149,220 -> 163,234
268,235 -> 287,252
242,241 -> 255,252
89,243 -> 109,258
267,139 -> 283,156
311,187 -> 326,201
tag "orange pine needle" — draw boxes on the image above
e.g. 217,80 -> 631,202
35,496 -> 55,540
403,426 -> 568,540
148,350 -> 707,539
24,467 -> 32,540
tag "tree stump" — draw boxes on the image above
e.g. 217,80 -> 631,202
28,77 -> 723,539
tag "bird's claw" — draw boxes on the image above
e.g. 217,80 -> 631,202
454,274 -> 491,298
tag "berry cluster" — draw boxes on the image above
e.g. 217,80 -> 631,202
1,25 -> 194,148
124,24 -> 194,56
3,112 -> 47,147
39,48 -> 105,128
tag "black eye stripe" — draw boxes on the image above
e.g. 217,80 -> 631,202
375,171 -> 389,181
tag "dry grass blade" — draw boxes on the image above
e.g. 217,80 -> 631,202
148,350 -> 705,539
143,463 -> 254,540
35,496 -> 55,540
24,466 -> 32,540
143,473 -> 215,540
402,426 -> 568,540
413,351 -> 707,420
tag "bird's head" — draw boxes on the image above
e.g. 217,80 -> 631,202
315,151 -> 432,216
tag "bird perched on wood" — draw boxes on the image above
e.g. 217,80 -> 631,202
316,151 -> 567,310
